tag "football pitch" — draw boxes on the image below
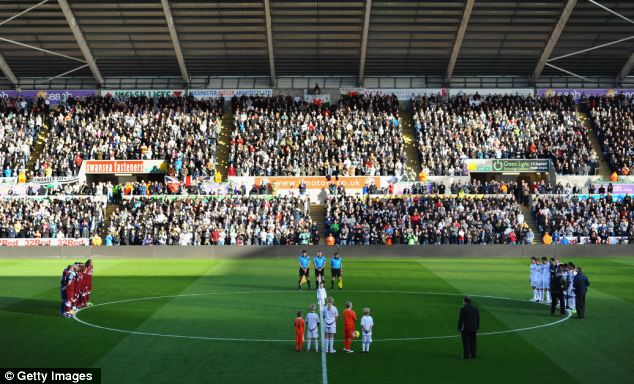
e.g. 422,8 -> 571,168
1,257 -> 633,384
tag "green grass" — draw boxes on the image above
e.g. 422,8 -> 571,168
1,257 -> 633,384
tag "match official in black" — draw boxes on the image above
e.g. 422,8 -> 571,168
573,267 -> 590,319
458,296 -> 479,359
550,270 -> 566,316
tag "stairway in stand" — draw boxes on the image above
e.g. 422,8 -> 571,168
576,108 -> 611,180
26,123 -> 50,176
99,203 -> 120,240
398,103 -> 422,176
520,204 -> 543,244
310,204 -> 326,245
215,101 -> 234,181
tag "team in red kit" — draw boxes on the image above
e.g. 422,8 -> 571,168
60,259 -> 94,318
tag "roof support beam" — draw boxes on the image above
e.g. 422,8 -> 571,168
358,0 -> 372,86
161,0 -> 189,85
57,0 -> 104,85
263,0 -> 276,87
532,0 -> 577,81
446,0 -> 475,83
617,52 -> 634,84
0,53 -> 18,86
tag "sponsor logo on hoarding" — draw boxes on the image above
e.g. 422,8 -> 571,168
0,238 -> 89,246
0,90 -> 96,104
84,160 -> 167,174
189,89 -> 272,98
253,176 -> 381,189
537,88 -> 634,100
101,89 -> 185,98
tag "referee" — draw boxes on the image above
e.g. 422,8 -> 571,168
330,252 -> 342,290
298,250 -> 311,290
313,251 -> 327,290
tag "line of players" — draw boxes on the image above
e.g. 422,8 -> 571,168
298,250 -> 343,290
529,257 -> 577,312
295,295 -> 375,354
60,259 -> 93,318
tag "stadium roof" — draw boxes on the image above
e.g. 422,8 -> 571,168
0,0 -> 632,87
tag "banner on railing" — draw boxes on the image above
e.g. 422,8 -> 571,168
0,238 -> 90,246
561,236 -> 629,245
83,160 -> 168,174
536,88 -> 634,100
100,89 -> 185,98
251,176 -> 381,190
340,88 -> 445,99
189,89 -> 272,98
595,184 -> 634,194
0,90 -> 96,104
31,176 -> 80,185
449,88 -> 535,97
303,94 -> 331,105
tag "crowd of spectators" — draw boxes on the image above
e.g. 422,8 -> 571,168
0,97 -> 46,178
584,95 -> 633,175
532,194 -> 633,244
105,195 -> 316,246
324,195 -> 531,245
34,95 -> 224,178
0,197 -> 104,239
412,94 -> 598,176
229,94 -> 406,176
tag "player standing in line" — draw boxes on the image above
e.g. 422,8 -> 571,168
343,301 -> 357,353
317,281 -> 327,308
298,250 -> 311,290
84,259 -> 94,306
64,264 -> 76,316
60,265 -> 71,317
294,310 -> 305,352
75,263 -> 85,308
567,263 -> 577,312
330,252 -> 342,291
360,307 -> 374,353
541,257 -> 551,304
313,251 -> 327,289
322,297 -> 339,353
529,257 -> 538,302
305,304 -> 320,352
535,258 -> 544,303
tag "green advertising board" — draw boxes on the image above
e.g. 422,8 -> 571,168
466,159 -> 551,173
491,159 -> 550,172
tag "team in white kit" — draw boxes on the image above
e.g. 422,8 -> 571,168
529,256 -> 576,312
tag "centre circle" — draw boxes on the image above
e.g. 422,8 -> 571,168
73,290 -> 571,342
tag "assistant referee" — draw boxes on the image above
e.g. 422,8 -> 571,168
330,252 -> 342,290
298,250 -> 311,290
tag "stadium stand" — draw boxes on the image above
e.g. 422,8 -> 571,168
0,97 -> 46,178
229,94 -> 406,176
105,195 -> 314,246
324,195 -> 530,245
532,194 -> 633,244
584,95 -> 633,176
412,94 -> 598,176
0,197 -> 104,239
34,96 -> 224,178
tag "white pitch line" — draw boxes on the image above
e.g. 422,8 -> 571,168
73,290 -> 572,343
319,303 -> 328,384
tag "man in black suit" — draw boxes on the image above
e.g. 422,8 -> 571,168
573,267 -> 591,319
458,296 -> 480,359
550,270 -> 566,316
